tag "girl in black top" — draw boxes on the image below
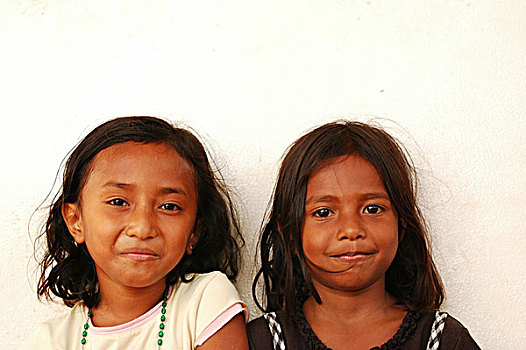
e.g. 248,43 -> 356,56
248,121 -> 479,349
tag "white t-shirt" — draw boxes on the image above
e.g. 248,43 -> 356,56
22,272 -> 246,350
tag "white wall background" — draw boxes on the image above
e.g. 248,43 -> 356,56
2,1 -> 525,348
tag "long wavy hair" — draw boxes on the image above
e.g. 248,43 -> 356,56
37,116 -> 243,308
253,120 -> 444,314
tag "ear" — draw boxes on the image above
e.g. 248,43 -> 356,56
62,202 -> 85,244
186,228 -> 200,255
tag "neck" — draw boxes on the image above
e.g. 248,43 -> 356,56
91,280 -> 167,327
304,279 -> 403,326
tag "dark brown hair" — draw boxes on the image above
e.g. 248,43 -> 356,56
37,116 -> 243,308
253,120 -> 444,314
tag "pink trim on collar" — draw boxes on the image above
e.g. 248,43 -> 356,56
84,286 -> 173,335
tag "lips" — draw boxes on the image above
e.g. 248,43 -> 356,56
119,248 -> 159,261
329,251 -> 373,263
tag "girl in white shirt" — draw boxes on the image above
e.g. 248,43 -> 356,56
25,116 -> 248,350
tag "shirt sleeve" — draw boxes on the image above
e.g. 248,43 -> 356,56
452,328 -> 481,350
183,272 -> 246,347
20,327 -> 47,350
196,302 -> 246,346
247,316 -> 274,350
441,315 -> 481,350
19,321 -> 58,350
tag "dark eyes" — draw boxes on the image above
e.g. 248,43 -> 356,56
159,203 -> 181,211
108,198 -> 128,206
364,205 -> 383,214
312,205 -> 384,218
313,208 -> 332,218
107,199 -> 180,211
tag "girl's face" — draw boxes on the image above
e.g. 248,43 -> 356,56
63,142 -> 199,293
302,154 -> 398,295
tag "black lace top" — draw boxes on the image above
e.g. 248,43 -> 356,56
289,309 -> 419,350
247,308 -> 480,349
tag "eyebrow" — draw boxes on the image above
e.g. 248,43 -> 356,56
101,182 -> 187,196
305,192 -> 390,206
359,192 -> 390,201
102,181 -> 131,189
305,195 -> 339,206
159,186 -> 187,196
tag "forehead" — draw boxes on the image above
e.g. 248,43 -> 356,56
85,142 -> 195,190
307,154 -> 386,193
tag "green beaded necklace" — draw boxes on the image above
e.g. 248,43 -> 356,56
81,288 -> 169,349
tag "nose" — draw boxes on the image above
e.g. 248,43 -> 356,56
124,204 -> 158,240
336,210 -> 366,240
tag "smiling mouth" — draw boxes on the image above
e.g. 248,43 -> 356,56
330,253 -> 372,263
120,251 -> 159,261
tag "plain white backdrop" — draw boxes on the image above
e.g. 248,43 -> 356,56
1,1 -> 525,348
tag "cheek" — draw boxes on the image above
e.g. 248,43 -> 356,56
382,228 -> 399,262
387,239 -> 399,262
164,229 -> 192,252
301,228 -> 327,257
84,240 -> 107,264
